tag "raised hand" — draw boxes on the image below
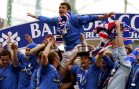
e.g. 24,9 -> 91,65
25,34 -> 33,43
7,33 -> 12,44
11,42 -> 18,50
104,12 -> 115,18
27,13 -> 37,19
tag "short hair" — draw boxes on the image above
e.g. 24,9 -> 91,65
60,2 -> 71,11
125,46 -> 132,54
0,49 -> 11,59
48,52 -> 57,64
45,34 -> 53,39
78,52 -> 90,57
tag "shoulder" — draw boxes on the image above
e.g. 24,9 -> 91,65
71,65 -> 81,72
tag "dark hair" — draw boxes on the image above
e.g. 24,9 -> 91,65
125,46 -> 132,55
37,51 -> 43,59
78,52 -> 90,57
60,2 -> 71,11
0,49 -> 11,59
48,52 -> 57,64
0,42 -> 2,45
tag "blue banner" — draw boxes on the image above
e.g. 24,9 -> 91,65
0,13 -> 139,48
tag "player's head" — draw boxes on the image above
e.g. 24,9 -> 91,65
25,43 -> 37,57
125,46 -> 132,55
48,51 -> 60,67
0,50 -> 11,68
78,52 -> 91,70
59,2 -> 71,16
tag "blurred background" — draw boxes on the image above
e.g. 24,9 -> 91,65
0,0 -> 139,28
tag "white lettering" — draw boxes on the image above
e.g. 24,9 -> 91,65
94,21 -> 101,28
30,23 -> 41,38
118,15 -> 129,21
42,23 -> 52,36
85,32 -> 91,38
85,32 -> 99,39
131,15 -> 139,29
53,26 -> 56,34
108,15 -> 115,22
83,22 -> 93,31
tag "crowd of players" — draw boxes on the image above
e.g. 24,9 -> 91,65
0,2 -> 139,89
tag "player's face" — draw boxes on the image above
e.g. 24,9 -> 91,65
59,5 -> 69,16
0,55 -> 10,68
25,48 -> 31,57
80,56 -> 90,69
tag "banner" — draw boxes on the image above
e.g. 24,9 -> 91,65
0,13 -> 139,48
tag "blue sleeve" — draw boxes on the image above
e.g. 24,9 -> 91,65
93,64 -> 101,73
29,70 -> 37,89
90,57 -> 96,63
127,47 -> 139,65
17,51 -> 25,64
103,55 -> 114,69
124,40 -> 133,45
123,30 -> 133,45
38,16 -> 58,26
112,48 -> 119,62
71,65 -> 79,74
72,14 -> 99,25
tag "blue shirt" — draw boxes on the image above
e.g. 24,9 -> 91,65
29,68 -> 38,89
126,64 -> 139,89
123,28 -> 133,45
18,52 -> 38,89
122,22 -> 135,45
38,12 -> 99,51
98,55 -> 114,89
0,64 -> 18,89
127,47 -> 139,89
71,64 -> 101,89
38,64 -> 61,89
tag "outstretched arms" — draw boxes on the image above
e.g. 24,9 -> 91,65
27,13 -> 38,19
98,12 -> 115,20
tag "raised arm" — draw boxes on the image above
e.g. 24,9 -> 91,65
25,34 -> 34,44
7,34 -> 12,52
115,21 -> 132,68
80,33 -> 88,46
66,52 -> 78,71
116,21 -> 124,47
41,38 -> 55,66
29,35 -> 51,54
11,42 -> 19,67
98,12 -> 115,20
27,13 -> 38,19
27,13 -> 57,25
29,44 -> 46,55
95,50 -> 105,67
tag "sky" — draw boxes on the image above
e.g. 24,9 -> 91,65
0,0 -> 139,19
0,0 -> 7,18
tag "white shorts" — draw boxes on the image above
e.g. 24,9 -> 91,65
61,44 -> 81,68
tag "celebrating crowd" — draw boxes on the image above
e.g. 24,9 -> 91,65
0,2 -> 139,89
